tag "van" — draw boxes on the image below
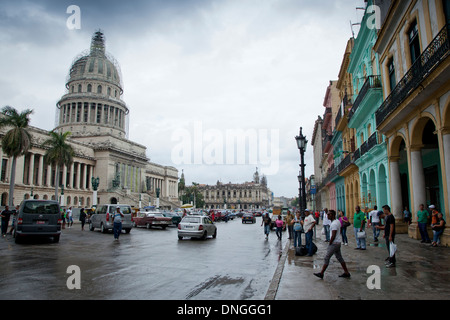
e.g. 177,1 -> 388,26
13,200 -> 62,243
89,204 -> 133,234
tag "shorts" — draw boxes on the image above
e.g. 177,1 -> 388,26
324,243 -> 345,265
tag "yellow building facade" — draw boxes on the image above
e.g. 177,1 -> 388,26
374,0 -> 450,241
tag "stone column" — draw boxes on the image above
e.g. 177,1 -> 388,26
410,146 -> 426,215
37,155 -> 44,186
389,157 -> 403,220
443,132 -> 450,222
28,153 -> 35,186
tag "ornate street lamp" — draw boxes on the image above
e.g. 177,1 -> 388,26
295,127 -> 308,218
91,177 -> 100,207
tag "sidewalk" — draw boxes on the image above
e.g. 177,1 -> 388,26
269,225 -> 450,300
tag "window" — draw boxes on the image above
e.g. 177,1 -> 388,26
87,84 -> 92,93
388,59 -> 396,92
97,85 -> 102,94
408,21 -> 421,64
78,84 -> 82,93
444,0 -> 450,24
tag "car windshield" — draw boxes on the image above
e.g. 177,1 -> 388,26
151,213 -> 164,217
182,217 -> 200,223
23,201 -> 59,214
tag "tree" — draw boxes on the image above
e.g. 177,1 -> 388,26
181,183 -> 205,209
42,131 -> 75,202
0,106 -> 33,206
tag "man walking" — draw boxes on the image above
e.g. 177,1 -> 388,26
261,212 -> 272,240
113,206 -> 124,241
369,205 -> 381,242
376,205 -> 396,268
322,208 -> 331,242
314,210 -> 351,279
353,206 -> 366,250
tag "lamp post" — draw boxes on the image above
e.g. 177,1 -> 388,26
156,187 -> 160,209
91,177 -> 100,207
295,127 -> 308,218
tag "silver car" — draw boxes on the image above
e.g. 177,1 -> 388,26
177,215 -> 217,240
89,204 -> 133,234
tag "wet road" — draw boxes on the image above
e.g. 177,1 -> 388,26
0,217 -> 284,300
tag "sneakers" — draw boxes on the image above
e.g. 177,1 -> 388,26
386,262 -> 396,268
313,273 -> 323,279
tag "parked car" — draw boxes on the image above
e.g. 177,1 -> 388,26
178,215 -> 217,240
89,204 -> 133,234
242,213 -> 256,224
13,200 -> 62,243
162,211 -> 182,226
133,211 -> 172,229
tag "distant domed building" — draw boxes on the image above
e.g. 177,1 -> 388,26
0,31 -> 180,209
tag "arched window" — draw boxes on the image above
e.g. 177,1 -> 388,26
78,84 -> 82,93
87,84 -> 92,93
97,85 -> 102,94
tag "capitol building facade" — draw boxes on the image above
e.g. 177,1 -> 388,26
0,31 -> 180,209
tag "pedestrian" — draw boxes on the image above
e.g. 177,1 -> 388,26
314,210 -> 351,279
303,210 -> 316,256
431,212 -> 446,247
322,208 -> 331,242
1,205 -> 13,237
8,205 -> 19,235
403,206 -> 411,225
353,205 -> 366,250
314,210 -> 320,225
376,205 -> 396,268
61,208 -> 66,229
79,208 -> 87,231
338,210 -> 349,246
417,204 -> 431,243
261,212 -> 272,240
285,211 -> 294,239
211,210 -> 215,222
67,207 -> 73,228
113,206 -> 124,241
275,215 -> 283,240
293,211 -> 303,247
368,205 -> 381,242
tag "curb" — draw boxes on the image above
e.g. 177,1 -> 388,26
264,239 -> 290,300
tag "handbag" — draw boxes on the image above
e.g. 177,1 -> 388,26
357,230 -> 366,239
294,222 -> 303,232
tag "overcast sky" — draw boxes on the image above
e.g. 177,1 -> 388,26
0,0 -> 365,199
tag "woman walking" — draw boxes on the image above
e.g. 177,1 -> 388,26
338,210 -> 349,246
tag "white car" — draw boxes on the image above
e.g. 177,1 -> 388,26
177,215 -> 217,240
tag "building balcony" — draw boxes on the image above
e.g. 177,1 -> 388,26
348,75 -> 382,124
376,23 -> 450,129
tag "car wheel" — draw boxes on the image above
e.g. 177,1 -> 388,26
178,236 -> 183,240
53,235 -> 60,243
201,231 -> 207,240
146,223 -> 151,229
125,228 -> 131,234
89,223 -> 95,231
162,226 -> 167,230
101,223 -> 107,233
213,229 -> 217,239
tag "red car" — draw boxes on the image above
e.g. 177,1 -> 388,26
133,212 -> 172,230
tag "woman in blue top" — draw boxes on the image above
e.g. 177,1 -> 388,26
113,206 -> 124,240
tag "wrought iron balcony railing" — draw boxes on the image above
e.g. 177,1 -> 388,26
348,75 -> 382,122
376,23 -> 450,126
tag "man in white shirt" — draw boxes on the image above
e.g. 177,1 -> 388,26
67,207 -> 73,228
322,208 -> 331,242
314,210 -> 351,279
303,210 -> 316,257
369,205 -> 381,242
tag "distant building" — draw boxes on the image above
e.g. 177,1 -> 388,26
195,169 -> 272,210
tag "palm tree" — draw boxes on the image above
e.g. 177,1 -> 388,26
42,131 -> 74,202
0,106 -> 34,206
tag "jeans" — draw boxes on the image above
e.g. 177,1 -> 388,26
264,225 -> 271,236
418,222 -> 431,242
433,229 -> 444,244
323,225 -> 330,241
354,227 -> 366,249
288,225 -> 294,239
1,219 -> 8,235
372,222 -> 380,240
305,230 -> 313,255
293,231 -> 302,247
276,227 -> 282,240
341,227 -> 348,244
113,222 -> 122,239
